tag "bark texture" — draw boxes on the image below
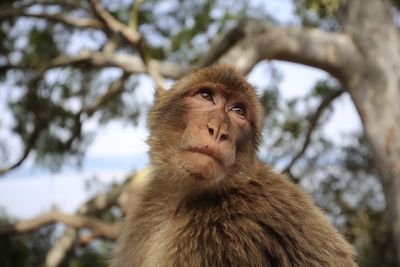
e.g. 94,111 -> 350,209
342,0 -> 400,260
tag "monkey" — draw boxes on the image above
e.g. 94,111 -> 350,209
110,64 -> 357,267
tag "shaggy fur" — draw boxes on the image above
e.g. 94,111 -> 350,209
110,65 -> 357,267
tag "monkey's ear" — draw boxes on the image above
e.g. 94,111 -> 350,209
154,87 -> 166,99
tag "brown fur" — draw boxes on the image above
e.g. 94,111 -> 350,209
110,65 -> 357,267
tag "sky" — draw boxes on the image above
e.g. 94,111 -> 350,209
0,0 -> 361,220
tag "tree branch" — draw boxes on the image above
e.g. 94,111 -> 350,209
282,89 -> 345,175
82,72 -> 130,117
0,59 -> 129,177
0,120 -> 46,176
13,1 -> 87,11
90,0 -> 167,89
1,50 -> 188,80
0,209 -> 122,240
216,18 -> 363,83
89,0 -> 140,44
0,10 -> 103,29
42,186 -> 125,267
129,0 -> 144,32
41,167 -> 152,266
42,228 -> 78,267
198,18 -> 261,67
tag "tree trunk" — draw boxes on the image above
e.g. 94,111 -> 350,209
342,0 -> 400,260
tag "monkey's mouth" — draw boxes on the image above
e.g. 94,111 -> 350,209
183,146 -> 224,165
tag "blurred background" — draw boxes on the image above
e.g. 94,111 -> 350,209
1,0 -> 399,266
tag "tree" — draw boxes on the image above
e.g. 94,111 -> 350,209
0,0 -> 399,266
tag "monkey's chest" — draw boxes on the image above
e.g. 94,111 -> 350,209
148,214 -> 273,267
140,224 -> 173,267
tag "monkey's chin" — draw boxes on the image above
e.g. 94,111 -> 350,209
181,151 -> 225,183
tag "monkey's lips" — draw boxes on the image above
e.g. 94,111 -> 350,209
183,146 -> 224,165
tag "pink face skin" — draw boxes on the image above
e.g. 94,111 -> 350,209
178,84 -> 252,182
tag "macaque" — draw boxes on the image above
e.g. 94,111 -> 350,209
110,65 -> 357,267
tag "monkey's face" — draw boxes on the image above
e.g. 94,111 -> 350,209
177,83 -> 254,183
148,65 -> 263,188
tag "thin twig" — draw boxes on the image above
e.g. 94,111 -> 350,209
82,72 -> 130,117
282,89 -> 345,175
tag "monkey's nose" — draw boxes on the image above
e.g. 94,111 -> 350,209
207,123 -> 228,142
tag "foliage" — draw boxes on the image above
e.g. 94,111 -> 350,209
0,0 -> 249,171
303,0 -> 343,17
63,242 -> 111,267
295,0 -> 342,30
312,133 -> 396,266
0,214 -> 54,267
0,211 -> 113,267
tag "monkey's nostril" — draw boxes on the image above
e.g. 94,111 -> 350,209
220,133 -> 228,141
208,127 -> 214,136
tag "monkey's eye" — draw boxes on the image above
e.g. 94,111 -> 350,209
231,104 -> 247,117
197,89 -> 214,102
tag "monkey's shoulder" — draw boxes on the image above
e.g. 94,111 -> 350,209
236,163 -> 357,266
243,163 -> 314,211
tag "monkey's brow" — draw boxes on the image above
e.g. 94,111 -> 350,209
187,81 -> 225,91
184,82 -> 253,105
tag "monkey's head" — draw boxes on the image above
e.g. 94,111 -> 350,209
148,64 -> 263,190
